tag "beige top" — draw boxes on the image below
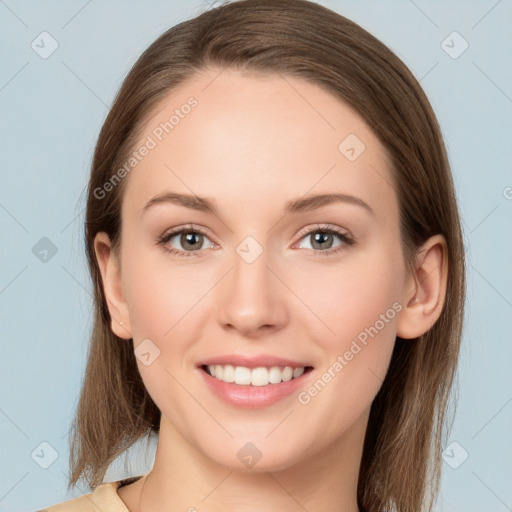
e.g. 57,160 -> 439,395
38,475 -> 145,511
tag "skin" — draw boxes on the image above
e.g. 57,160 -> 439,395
94,68 -> 448,512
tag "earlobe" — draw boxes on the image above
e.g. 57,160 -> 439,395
396,234 -> 448,340
93,232 -> 132,339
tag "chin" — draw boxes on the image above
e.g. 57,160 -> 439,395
196,435 -> 311,473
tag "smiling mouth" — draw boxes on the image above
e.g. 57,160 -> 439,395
201,364 -> 314,387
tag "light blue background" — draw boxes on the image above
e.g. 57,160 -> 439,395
1,1 -> 511,510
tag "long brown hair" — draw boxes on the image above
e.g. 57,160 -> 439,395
69,1 -> 466,510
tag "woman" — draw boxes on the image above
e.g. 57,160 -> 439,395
40,0 -> 465,510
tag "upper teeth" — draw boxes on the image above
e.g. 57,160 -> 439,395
207,365 -> 305,386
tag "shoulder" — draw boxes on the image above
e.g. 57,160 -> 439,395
37,476 -> 143,512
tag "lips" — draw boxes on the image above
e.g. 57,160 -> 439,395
196,354 -> 312,369
196,354 -> 314,408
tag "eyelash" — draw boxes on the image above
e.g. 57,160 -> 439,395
156,223 -> 356,259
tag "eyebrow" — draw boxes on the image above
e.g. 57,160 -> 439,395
141,191 -> 374,217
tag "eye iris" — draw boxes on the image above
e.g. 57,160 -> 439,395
181,232 -> 202,250
312,232 -> 333,250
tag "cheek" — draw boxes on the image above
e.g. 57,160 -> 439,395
121,242 -> 214,341
295,281 -> 399,438
293,250 -> 402,405
294,249 -> 403,348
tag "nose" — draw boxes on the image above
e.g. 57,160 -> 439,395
216,244 -> 288,338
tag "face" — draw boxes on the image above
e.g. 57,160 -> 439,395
101,68 -> 414,472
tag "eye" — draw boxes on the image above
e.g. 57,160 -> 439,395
157,223 -> 355,259
157,225 -> 216,258
295,225 -> 355,256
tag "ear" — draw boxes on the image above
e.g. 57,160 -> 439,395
93,232 -> 132,339
396,234 -> 448,339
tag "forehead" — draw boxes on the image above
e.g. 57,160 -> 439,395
122,68 -> 396,220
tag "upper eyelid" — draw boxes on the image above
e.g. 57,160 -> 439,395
295,223 -> 350,238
